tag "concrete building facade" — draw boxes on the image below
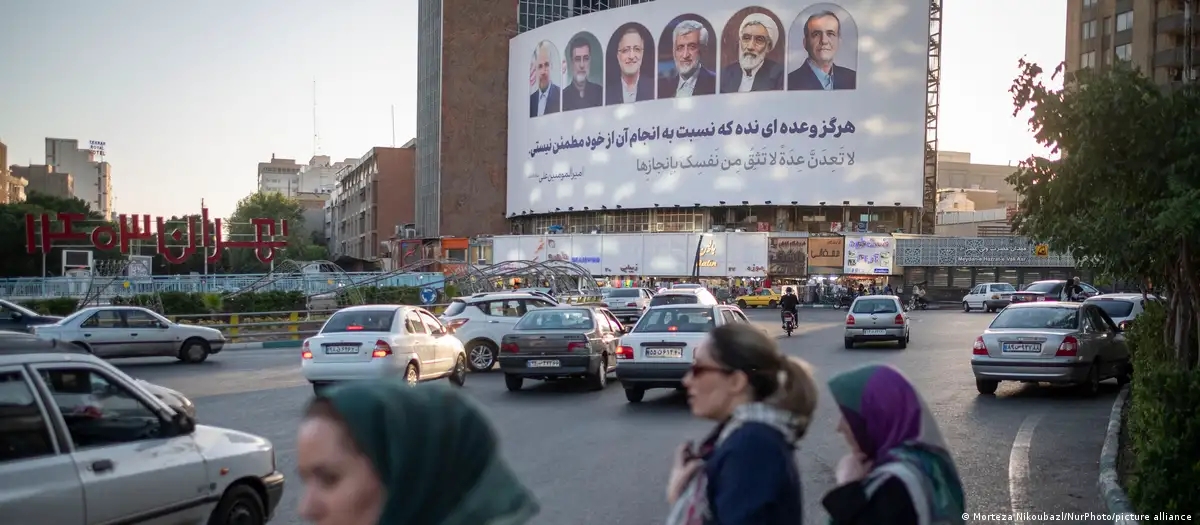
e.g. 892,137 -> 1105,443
331,146 -> 417,261
12,165 -> 73,200
44,138 -> 111,218
1066,0 -> 1198,85
257,155 -> 354,196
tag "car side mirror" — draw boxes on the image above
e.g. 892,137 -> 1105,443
169,410 -> 195,435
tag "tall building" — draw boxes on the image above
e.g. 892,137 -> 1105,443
13,165 -> 73,199
416,0 -> 645,238
330,145 -> 417,261
44,138 -> 111,218
0,140 -> 28,204
1065,0 -> 1197,85
257,155 -> 355,196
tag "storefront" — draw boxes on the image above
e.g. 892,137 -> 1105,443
489,232 -> 769,278
843,234 -> 896,288
893,235 -> 1079,297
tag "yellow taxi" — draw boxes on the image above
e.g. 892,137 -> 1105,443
736,288 -> 781,308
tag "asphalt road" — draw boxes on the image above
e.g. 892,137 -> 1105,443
114,309 -> 1120,525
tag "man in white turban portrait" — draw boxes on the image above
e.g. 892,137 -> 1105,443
720,12 -> 785,93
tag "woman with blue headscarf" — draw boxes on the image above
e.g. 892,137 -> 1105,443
296,380 -> 539,525
823,364 -> 966,525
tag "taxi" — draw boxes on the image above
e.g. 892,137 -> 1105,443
735,288 -> 781,309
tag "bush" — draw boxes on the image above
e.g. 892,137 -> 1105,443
1124,301 -> 1200,515
20,298 -> 80,316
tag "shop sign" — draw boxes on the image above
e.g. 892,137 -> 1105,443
697,239 -> 718,268
844,235 -> 894,275
768,237 -> 808,276
571,256 -> 600,263
807,237 -> 844,268
893,237 -> 1075,267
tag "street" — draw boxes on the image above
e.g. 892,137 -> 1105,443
114,309 -> 1119,525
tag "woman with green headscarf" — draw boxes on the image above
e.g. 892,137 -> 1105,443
296,380 -> 539,525
822,364 -> 966,525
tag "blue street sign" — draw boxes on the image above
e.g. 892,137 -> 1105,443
420,287 -> 437,305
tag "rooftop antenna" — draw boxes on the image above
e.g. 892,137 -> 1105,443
312,78 -> 320,156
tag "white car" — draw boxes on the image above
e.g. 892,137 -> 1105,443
0,344 -> 284,525
648,288 -> 719,307
1084,293 -> 1159,330
844,295 -> 910,349
961,282 -> 1017,313
302,304 -> 468,393
438,291 -> 559,372
615,304 -> 751,403
601,287 -> 654,324
32,306 -> 226,363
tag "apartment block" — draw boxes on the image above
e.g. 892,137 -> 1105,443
1066,0 -> 1199,85
13,165 -> 73,199
331,146 -> 416,261
44,138 -> 110,218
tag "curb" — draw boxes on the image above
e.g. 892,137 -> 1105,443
222,340 -> 303,351
1099,384 -> 1138,524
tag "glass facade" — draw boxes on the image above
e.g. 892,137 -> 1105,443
416,0 -> 443,237
517,0 -> 654,33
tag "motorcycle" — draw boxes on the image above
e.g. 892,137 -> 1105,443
783,311 -> 796,336
907,295 -> 928,311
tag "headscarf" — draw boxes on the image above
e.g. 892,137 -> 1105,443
828,364 -> 965,525
739,13 -> 778,50
318,380 -> 539,525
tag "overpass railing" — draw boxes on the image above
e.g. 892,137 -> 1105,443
0,272 -> 445,301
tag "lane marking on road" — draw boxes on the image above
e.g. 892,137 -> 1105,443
1009,412 -> 1044,524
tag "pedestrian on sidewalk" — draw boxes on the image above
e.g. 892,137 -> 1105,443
296,380 -> 539,525
822,364 -> 965,525
665,323 -> 819,525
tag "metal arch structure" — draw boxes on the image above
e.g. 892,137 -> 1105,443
226,259 -> 364,305
79,258 -> 164,313
453,259 -> 604,299
920,0 -> 943,234
323,258 -> 487,292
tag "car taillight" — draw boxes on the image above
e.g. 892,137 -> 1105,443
1056,336 -> 1078,357
567,342 -> 587,352
846,314 -> 855,325
973,336 -> 988,355
1119,320 -> 1131,330
445,318 -> 469,330
616,345 -> 634,359
501,342 -> 519,353
372,340 -> 392,358
302,340 -> 313,359
626,302 -> 637,307
894,314 -> 904,325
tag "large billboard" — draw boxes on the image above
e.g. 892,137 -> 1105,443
490,233 -> 768,277
507,0 -> 930,213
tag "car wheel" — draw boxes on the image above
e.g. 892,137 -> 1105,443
897,337 -> 907,349
737,299 -> 747,308
504,374 -> 523,392
179,338 -> 210,363
208,483 -> 265,525
624,387 -> 645,403
449,354 -> 467,387
405,363 -> 420,386
466,339 -> 497,372
844,338 -> 854,349
768,300 -> 777,308
586,355 -> 608,391
1080,363 -> 1101,396
962,302 -> 971,313
976,379 -> 999,395
1116,362 -> 1132,385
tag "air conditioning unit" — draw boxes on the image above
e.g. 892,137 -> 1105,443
403,228 -> 417,239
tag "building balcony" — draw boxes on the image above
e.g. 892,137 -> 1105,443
1153,46 -> 1200,69
1155,12 -> 1200,35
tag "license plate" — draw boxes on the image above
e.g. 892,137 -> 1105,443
1002,343 -> 1042,353
324,345 -> 359,354
527,359 -> 560,367
645,347 -> 684,358
863,330 -> 886,335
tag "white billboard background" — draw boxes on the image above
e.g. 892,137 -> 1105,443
507,0 -> 929,213
488,233 -> 768,277
601,234 -> 643,274
843,234 -> 894,275
726,232 -> 770,277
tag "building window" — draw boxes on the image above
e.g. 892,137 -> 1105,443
1082,20 -> 1097,40
1080,51 -> 1097,68
1082,0 -> 1097,7
1115,11 -> 1133,32
1115,43 -> 1132,61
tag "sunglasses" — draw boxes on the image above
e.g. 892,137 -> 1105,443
688,363 -> 732,377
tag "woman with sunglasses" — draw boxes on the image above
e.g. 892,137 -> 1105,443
666,323 -> 819,525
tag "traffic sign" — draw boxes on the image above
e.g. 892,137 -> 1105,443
420,287 -> 437,304
1034,244 -> 1049,257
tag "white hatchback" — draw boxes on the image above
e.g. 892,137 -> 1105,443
438,291 -> 560,372
1084,293 -> 1159,330
302,305 -> 467,393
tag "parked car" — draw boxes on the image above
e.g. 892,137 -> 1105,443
615,304 -> 751,403
438,291 -> 560,372
735,288 -> 781,309
498,305 -> 623,392
961,282 -> 1017,313
844,295 -> 910,349
0,341 -> 284,525
301,305 -> 467,393
31,306 -> 225,363
1010,280 -> 1101,304
600,287 -> 653,324
0,299 -> 64,333
649,288 -> 719,307
1084,293 -> 1160,331
971,302 -> 1130,396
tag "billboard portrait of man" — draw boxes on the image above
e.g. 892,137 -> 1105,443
657,17 -> 717,99
562,32 -> 604,111
529,40 -> 561,118
719,10 -> 786,93
605,23 -> 655,105
788,6 -> 859,91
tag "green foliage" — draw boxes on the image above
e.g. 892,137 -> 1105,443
1125,301 -> 1200,515
227,192 -> 315,273
0,191 -> 117,276
19,297 -> 80,316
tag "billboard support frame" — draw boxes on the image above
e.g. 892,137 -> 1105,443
921,0 -> 944,234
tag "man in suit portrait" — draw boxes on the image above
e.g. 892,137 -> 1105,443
562,37 -> 603,110
788,11 -> 857,90
606,27 -> 654,105
720,13 -> 785,93
529,41 -> 561,117
659,20 -> 716,98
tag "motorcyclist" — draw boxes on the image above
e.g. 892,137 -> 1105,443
1064,277 -> 1084,301
779,287 -> 800,328
913,282 -> 928,307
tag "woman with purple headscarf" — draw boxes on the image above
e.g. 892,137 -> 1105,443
823,364 -> 965,525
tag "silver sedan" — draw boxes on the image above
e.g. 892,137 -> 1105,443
971,302 -> 1131,396
33,306 -> 225,363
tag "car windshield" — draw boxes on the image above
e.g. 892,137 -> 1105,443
650,294 -> 698,306
322,310 -> 396,333
58,310 -> 91,326
990,307 -> 1079,329
1089,299 -> 1135,318
635,307 -> 715,332
516,309 -> 594,330
1023,282 -> 1061,294
0,300 -> 38,317
442,300 -> 467,317
605,289 -> 640,298
852,298 -> 898,314
991,283 -> 1016,292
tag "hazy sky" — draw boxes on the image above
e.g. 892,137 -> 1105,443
0,0 -> 1064,219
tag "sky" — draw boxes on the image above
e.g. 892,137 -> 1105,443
0,0 -> 1065,219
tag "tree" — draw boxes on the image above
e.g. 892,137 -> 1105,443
0,192 -> 119,277
226,192 -> 316,273
1007,60 -> 1200,369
